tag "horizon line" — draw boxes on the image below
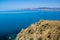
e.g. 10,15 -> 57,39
0,7 -> 60,11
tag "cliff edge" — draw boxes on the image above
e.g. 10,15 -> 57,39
16,20 -> 60,40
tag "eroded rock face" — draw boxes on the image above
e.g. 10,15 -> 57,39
16,20 -> 60,40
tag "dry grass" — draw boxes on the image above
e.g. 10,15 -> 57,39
16,20 -> 60,40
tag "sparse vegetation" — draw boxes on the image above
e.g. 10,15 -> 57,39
30,38 -> 33,40
16,20 -> 60,40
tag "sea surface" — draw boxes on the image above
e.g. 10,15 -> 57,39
0,10 -> 60,40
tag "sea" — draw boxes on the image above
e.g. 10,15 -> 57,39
0,10 -> 60,40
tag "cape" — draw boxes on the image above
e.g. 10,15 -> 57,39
16,20 -> 60,40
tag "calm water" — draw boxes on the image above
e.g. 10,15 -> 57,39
0,10 -> 60,40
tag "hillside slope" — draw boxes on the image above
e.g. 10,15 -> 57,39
16,20 -> 60,40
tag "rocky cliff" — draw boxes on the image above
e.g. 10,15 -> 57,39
16,20 -> 60,40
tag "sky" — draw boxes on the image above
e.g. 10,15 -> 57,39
0,0 -> 60,10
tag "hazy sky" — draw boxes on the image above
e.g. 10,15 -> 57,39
0,0 -> 60,10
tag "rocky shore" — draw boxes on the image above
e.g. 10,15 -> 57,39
16,20 -> 60,40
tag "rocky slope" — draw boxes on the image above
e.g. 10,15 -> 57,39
16,20 -> 60,40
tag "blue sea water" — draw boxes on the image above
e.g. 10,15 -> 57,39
0,10 -> 60,40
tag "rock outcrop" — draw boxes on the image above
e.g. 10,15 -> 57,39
16,20 -> 60,40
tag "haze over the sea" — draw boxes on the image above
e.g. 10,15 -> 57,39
0,0 -> 60,11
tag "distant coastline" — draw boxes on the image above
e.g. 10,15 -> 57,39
24,7 -> 60,10
0,7 -> 60,12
